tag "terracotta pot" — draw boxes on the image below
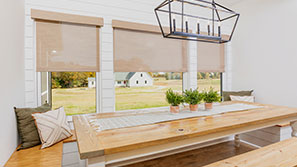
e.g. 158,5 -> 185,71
189,104 -> 198,112
205,103 -> 213,110
170,106 -> 180,114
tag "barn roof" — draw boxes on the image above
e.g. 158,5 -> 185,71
115,72 -> 135,81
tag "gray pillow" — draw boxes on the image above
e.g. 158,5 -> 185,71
14,104 -> 51,150
222,90 -> 253,101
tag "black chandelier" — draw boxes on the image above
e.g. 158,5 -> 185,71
154,0 -> 240,44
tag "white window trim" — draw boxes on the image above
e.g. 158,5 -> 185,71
113,72 -> 188,112
37,72 -> 101,115
35,22 -> 102,115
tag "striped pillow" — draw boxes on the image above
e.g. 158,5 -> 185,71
230,95 -> 255,103
32,107 -> 72,149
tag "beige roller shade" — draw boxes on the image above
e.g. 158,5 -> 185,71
113,20 -> 188,72
36,20 -> 100,72
197,42 -> 225,72
32,9 -> 103,72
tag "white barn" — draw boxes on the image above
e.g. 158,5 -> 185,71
115,72 -> 153,87
88,77 -> 96,88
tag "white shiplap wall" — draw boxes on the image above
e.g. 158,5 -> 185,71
24,0 -> 231,111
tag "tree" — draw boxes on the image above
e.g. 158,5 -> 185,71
148,72 -> 153,77
197,72 -> 203,79
213,72 -> 220,79
205,72 -> 210,80
51,72 -> 95,88
165,73 -> 169,80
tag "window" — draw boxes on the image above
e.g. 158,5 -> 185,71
115,72 -> 183,111
140,73 -> 143,77
117,81 -> 121,84
136,80 -> 139,84
197,72 -> 222,93
48,72 -> 96,115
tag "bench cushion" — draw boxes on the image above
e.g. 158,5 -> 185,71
204,137 -> 297,167
222,90 -> 253,101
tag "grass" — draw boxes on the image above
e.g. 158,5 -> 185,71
52,87 -> 96,115
52,78 -> 220,115
197,79 -> 221,92
115,78 -> 182,111
115,78 -> 220,111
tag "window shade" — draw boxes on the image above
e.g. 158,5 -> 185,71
36,20 -> 99,72
32,9 -> 103,72
113,21 -> 188,72
197,42 -> 225,72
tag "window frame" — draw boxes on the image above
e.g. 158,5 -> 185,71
114,72 -> 186,112
38,72 -> 100,115
196,72 -> 223,101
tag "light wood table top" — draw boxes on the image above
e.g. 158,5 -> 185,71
73,102 -> 297,159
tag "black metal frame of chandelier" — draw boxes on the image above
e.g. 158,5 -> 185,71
154,0 -> 240,44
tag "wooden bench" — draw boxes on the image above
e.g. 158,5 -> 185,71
204,137 -> 297,167
4,131 -> 76,167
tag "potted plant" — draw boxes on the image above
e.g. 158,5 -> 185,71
166,89 -> 184,114
202,87 -> 221,110
183,89 -> 203,112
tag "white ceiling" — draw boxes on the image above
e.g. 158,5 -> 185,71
215,0 -> 245,6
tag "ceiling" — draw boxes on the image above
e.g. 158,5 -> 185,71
215,0 -> 246,6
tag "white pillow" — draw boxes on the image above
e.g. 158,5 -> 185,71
230,95 -> 255,102
32,107 -> 72,149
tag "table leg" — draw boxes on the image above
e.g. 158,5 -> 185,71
290,121 -> 297,137
235,134 -> 240,148
87,156 -> 105,167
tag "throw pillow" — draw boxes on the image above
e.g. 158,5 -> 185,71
222,90 -> 253,101
32,107 -> 72,149
14,104 -> 51,150
230,95 -> 255,102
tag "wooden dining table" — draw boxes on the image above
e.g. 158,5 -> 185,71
73,102 -> 297,167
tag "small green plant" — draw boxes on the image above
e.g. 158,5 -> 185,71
203,87 -> 221,103
166,89 -> 184,106
183,89 -> 203,105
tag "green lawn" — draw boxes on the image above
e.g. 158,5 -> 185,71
197,79 -> 221,92
52,87 -> 96,115
52,78 -> 220,115
115,78 -> 220,111
115,78 -> 182,111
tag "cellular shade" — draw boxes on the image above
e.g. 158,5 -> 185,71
113,21 -> 188,72
197,42 -> 225,72
36,20 -> 100,72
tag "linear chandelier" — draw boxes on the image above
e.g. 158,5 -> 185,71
154,0 -> 240,44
